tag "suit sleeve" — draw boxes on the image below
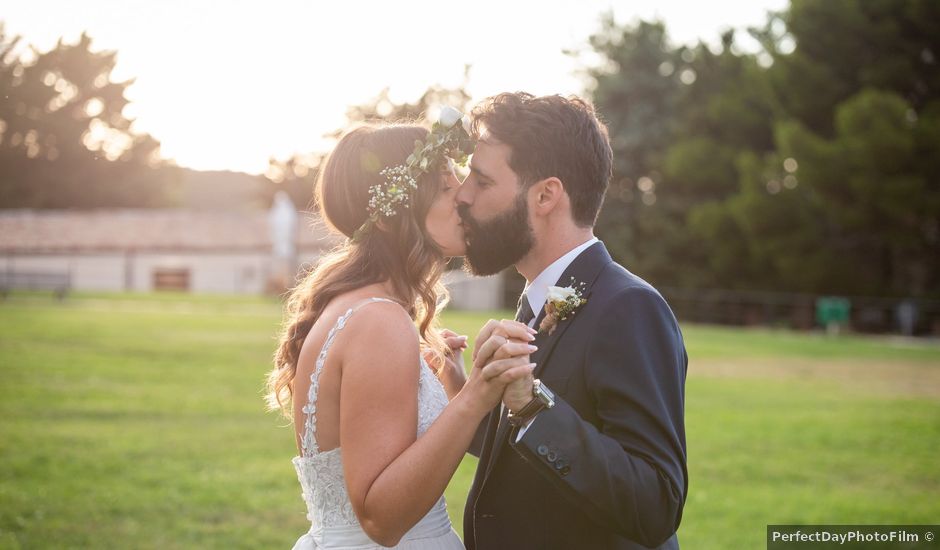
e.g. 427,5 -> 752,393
467,415 -> 488,457
509,286 -> 688,547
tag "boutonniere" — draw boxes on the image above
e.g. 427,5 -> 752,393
538,278 -> 587,335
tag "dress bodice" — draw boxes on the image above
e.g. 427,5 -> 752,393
290,298 -> 452,545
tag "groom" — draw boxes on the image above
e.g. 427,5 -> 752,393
457,92 -> 688,549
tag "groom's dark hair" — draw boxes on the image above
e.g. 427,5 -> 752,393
470,92 -> 613,227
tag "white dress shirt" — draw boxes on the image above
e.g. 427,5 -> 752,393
514,236 -> 599,440
523,236 -> 599,328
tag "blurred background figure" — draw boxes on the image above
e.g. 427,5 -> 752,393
896,299 -> 918,337
267,191 -> 299,295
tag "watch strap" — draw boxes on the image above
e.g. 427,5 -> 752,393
507,379 -> 553,427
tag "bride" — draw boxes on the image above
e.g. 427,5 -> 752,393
265,109 -> 536,549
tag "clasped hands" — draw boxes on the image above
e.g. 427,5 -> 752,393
432,320 -> 538,415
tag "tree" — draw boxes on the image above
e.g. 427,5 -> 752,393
664,31 -> 778,289
260,153 -> 321,212
585,20 -> 776,289
767,0 -> 940,136
746,0 -> 940,296
583,17 -> 680,272
0,25 -> 179,208
583,1 -> 940,298
345,69 -> 472,124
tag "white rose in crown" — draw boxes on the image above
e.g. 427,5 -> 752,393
438,106 -> 463,129
539,278 -> 588,335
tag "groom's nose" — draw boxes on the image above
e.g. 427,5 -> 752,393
455,179 -> 472,207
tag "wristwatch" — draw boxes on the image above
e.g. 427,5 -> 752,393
507,379 -> 555,427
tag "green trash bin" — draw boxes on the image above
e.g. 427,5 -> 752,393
816,296 -> 851,334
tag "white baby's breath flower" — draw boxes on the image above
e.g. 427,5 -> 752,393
438,106 -> 462,128
546,286 -> 577,302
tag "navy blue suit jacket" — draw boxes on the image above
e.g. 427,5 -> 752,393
464,242 -> 688,549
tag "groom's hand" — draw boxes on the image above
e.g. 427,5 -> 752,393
503,374 -> 535,413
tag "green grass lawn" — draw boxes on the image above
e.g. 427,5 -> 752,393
1,292 -> 938,549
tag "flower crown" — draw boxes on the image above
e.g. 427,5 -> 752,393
352,106 -> 475,242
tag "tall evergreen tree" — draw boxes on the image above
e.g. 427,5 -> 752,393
583,1 -> 940,298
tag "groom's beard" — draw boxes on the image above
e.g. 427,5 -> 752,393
459,193 -> 534,276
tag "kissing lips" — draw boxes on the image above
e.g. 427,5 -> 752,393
458,217 -> 473,242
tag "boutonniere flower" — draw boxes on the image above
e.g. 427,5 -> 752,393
539,278 -> 587,334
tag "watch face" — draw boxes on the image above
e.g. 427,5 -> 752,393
533,379 -> 555,407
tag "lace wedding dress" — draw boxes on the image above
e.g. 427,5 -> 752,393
291,298 -> 464,549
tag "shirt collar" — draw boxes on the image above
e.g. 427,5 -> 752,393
525,237 -> 599,316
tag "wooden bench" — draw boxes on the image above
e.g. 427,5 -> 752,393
0,271 -> 71,300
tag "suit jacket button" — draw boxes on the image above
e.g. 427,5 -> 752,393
559,465 -> 571,476
554,458 -> 568,470
546,452 -> 557,463
537,445 -> 549,456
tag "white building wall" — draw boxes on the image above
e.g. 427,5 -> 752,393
5,254 -> 125,291
4,250 -> 501,303
189,253 -> 268,294
69,254 -> 126,290
3,251 -> 297,294
132,252 -> 273,293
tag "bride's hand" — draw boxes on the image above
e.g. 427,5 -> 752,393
434,329 -> 468,400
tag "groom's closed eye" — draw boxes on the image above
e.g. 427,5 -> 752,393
469,171 -> 493,189
469,164 -> 494,185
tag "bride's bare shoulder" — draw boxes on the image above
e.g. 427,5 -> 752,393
320,292 -> 416,347
349,298 -> 414,332
331,297 -> 420,381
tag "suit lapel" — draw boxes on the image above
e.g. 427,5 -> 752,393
482,242 -> 613,482
527,241 -> 612,378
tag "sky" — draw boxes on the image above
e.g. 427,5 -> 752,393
3,0 -> 786,174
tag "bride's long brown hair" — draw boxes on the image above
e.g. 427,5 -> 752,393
266,124 -> 449,417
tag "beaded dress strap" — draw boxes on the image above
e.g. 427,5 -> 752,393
299,298 -> 401,457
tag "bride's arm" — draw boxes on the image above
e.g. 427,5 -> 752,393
338,306 -> 533,547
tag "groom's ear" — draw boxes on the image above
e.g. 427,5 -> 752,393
531,177 -> 565,215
